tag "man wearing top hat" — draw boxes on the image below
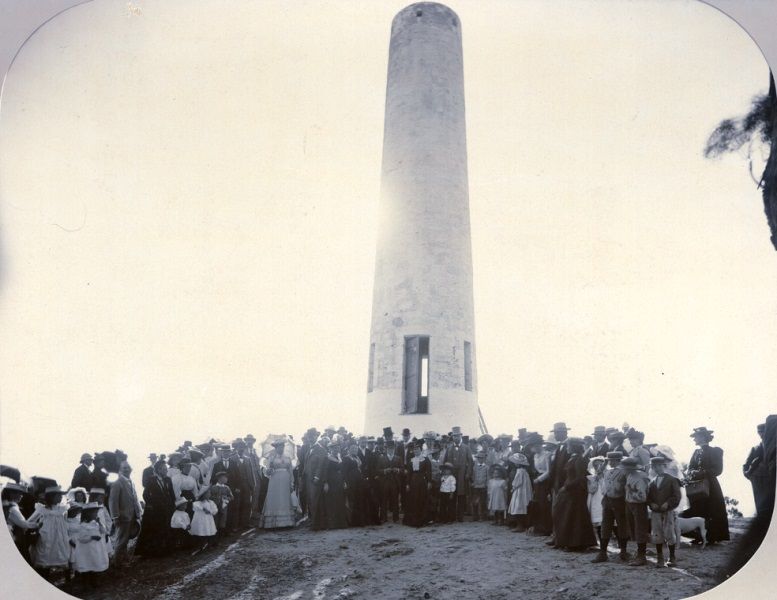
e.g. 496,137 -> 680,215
71,453 -> 93,490
305,434 -> 330,530
545,422 -> 571,545
397,428 -> 412,511
440,426 -> 473,522
376,439 -> 403,523
585,426 -> 610,459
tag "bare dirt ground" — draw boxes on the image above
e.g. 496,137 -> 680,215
56,518 -> 752,600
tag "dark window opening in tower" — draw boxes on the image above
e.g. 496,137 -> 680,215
368,342 -> 376,393
403,335 -> 430,414
464,341 -> 472,391
416,10 -> 423,17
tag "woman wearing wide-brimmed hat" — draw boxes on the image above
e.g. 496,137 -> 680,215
681,427 -> 730,544
260,436 -> 296,529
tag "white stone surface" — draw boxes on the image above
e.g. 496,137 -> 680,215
364,2 -> 480,437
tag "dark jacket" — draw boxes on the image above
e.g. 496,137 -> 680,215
71,464 -> 92,489
647,474 -> 681,512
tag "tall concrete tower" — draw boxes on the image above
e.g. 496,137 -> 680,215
364,2 -> 483,436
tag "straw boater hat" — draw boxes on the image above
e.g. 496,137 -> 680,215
606,451 -> 623,461
89,488 -> 106,496
608,430 -> 626,441
591,426 -> 607,436
3,483 -> 26,494
551,422 -> 570,432
44,485 -> 63,495
649,456 -> 668,466
620,457 -> 639,469
82,502 -> 100,512
213,471 -> 228,481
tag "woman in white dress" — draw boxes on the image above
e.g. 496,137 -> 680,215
260,438 -> 296,529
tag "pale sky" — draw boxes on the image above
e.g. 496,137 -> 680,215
0,0 -> 775,517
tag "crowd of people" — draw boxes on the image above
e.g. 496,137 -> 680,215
2,417 -> 775,590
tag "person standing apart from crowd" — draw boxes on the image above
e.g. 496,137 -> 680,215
682,427 -> 730,544
261,438 -> 296,529
743,423 -> 773,518
108,461 -> 142,568
647,456 -> 681,567
28,486 -> 70,578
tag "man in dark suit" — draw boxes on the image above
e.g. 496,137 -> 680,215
108,461 -> 142,567
376,440 -> 404,523
585,426 -> 610,459
440,427 -> 473,522
546,421 -> 571,546
70,453 -> 93,489
234,440 -> 257,528
211,447 -> 244,533
305,436 -> 329,530
362,438 -> 380,525
141,453 -> 158,489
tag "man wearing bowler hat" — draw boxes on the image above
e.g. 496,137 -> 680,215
440,426 -> 473,522
585,426 -> 610,459
71,453 -> 93,490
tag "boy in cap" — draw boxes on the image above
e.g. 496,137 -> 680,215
210,471 -> 233,541
470,451 -> 489,521
622,457 -> 651,566
592,452 -> 629,563
647,456 -> 681,567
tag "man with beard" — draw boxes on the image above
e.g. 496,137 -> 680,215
440,427 -> 473,522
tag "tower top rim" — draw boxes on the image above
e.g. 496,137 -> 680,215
393,3 -> 460,26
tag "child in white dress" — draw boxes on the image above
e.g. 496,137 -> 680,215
508,454 -> 533,532
170,497 -> 191,550
28,486 -> 70,578
190,486 -> 218,549
88,488 -> 114,559
487,465 -> 508,525
65,505 -> 83,579
74,503 -> 109,587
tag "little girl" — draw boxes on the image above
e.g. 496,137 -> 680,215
88,488 -> 114,560
170,497 -> 191,549
487,465 -> 508,525
28,486 -> 70,578
73,502 -> 109,587
66,487 -> 88,508
190,486 -> 218,549
439,463 -> 457,524
66,505 -> 83,579
508,454 -> 533,532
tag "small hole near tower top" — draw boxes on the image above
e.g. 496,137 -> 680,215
416,10 -> 422,17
